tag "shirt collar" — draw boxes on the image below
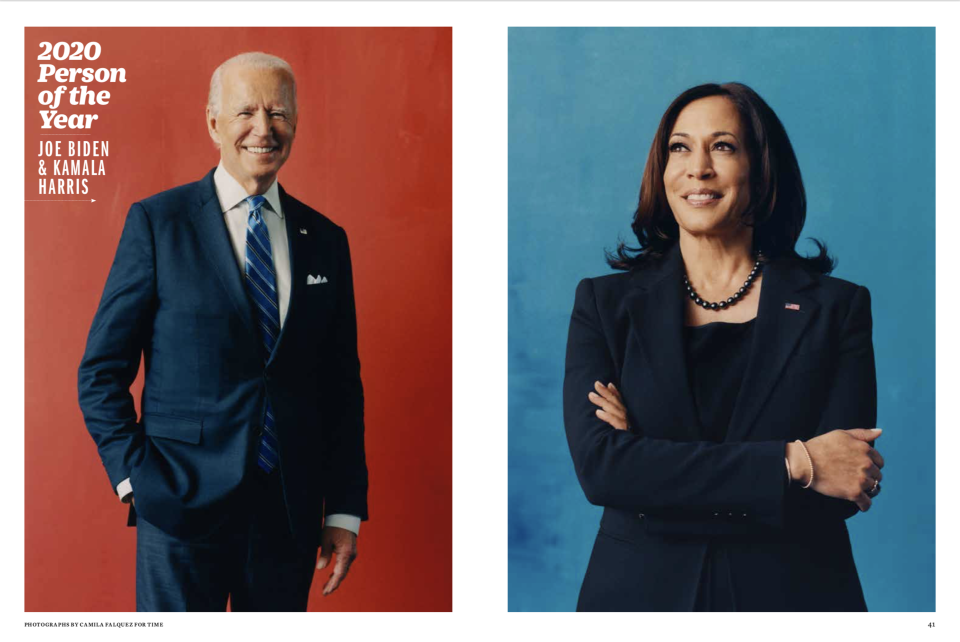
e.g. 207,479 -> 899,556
213,161 -> 284,219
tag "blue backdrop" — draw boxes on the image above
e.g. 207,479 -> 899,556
508,27 -> 935,612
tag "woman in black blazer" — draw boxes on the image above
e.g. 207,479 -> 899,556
563,83 -> 885,611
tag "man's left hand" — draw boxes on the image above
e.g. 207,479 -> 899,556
317,526 -> 358,596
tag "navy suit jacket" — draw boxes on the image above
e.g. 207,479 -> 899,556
563,244 -> 875,611
78,168 -> 368,548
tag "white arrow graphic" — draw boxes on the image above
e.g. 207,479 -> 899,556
25,199 -> 96,202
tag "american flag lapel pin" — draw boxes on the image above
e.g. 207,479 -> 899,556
785,303 -> 801,311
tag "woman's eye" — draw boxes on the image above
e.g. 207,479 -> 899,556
714,141 -> 736,151
668,142 -> 687,152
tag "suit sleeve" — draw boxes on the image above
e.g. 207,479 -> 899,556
77,203 -> 156,493
563,278 -> 787,529
784,285 -> 877,522
321,227 -> 369,521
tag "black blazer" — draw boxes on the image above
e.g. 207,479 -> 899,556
78,169 -> 368,547
563,244 -> 876,611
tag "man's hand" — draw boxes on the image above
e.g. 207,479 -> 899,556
317,526 -> 358,596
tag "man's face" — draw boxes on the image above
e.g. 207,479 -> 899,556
207,64 -> 297,193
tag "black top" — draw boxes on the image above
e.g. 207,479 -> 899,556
683,318 -> 757,611
683,319 -> 756,443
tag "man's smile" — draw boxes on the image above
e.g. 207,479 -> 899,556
243,145 -> 279,155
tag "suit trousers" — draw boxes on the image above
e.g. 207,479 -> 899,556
135,466 -> 319,612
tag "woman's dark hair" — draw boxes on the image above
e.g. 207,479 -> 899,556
607,82 -> 835,274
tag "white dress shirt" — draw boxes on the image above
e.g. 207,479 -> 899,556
116,163 -> 360,535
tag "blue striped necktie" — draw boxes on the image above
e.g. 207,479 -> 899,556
244,195 -> 280,473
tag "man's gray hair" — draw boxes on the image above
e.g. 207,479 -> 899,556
207,52 -> 297,118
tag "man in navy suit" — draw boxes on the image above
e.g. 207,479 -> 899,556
78,52 -> 368,611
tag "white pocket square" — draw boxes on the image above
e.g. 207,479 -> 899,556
300,228 -> 308,235
306,274 -> 328,285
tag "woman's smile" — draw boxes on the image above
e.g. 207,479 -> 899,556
682,189 -> 724,207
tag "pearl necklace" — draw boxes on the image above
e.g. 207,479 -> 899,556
683,255 -> 762,311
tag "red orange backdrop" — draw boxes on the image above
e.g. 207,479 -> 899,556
24,27 -> 452,612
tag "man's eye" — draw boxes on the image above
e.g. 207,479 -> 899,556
239,112 -> 252,117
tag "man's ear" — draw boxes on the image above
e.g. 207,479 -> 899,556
205,107 -> 221,148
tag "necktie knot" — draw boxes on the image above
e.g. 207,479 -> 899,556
245,195 -> 267,221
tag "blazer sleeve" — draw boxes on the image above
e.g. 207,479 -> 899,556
784,285 -> 877,522
321,227 -> 369,521
77,203 -> 155,493
563,278 -> 788,529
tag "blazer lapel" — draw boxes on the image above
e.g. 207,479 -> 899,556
267,184 -> 301,367
725,260 -> 820,442
189,169 -> 258,337
624,246 -> 702,441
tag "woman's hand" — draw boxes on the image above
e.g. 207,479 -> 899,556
588,381 -> 628,431
787,429 -> 885,512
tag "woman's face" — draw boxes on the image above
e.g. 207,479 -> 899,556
664,96 -> 752,238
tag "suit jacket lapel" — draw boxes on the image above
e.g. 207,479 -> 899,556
189,169 -> 258,337
267,184 -> 301,367
625,245 -> 702,441
725,259 -> 820,442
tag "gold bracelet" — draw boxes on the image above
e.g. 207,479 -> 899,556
795,439 -> 814,489
784,456 -> 793,487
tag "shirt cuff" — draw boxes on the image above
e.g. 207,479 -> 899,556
324,513 -> 361,535
117,478 -> 133,503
